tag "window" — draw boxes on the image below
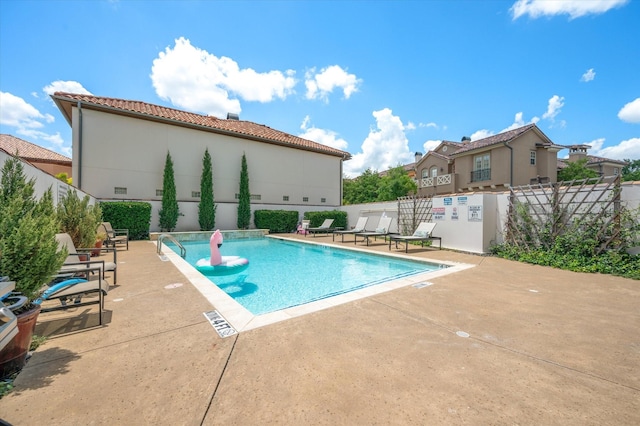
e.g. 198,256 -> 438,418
283,195 -> 289,201
156,189 -> 163,196
530,151 -> 536,166
235,194 -> 262,200
303,197 -> 309,202
114,187 -> 127,195
430,167 -> 438,177
321,198 -> 326,203
421,169 -> 429,179
191,191 -> 200,198
471,153 -> 491,182
614,168 -> 619,175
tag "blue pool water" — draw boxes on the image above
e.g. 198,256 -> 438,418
166,238 -> 443,315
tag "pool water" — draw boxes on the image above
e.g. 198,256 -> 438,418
166,238 -> 443,315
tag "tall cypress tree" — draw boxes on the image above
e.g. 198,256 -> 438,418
198,148 -> 216,230
159,151 -> 179,231
237,153 -> 251,229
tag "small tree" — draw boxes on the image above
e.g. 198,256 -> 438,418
57,188 -> 102,248
198,148 -> 216,231
0,156 -> 66,302
622,159 -> 640,182
159,151 -> 179,232
377,165 -> 417,201
237,153 -> 251,229
558,158 -> 599,182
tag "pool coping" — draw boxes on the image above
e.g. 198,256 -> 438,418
157,235 -> 475,333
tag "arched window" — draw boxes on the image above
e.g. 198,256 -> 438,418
430,166 -> 438,177
421,169 -> 429,179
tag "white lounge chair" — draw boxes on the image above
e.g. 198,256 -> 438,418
389,222 -> 441,252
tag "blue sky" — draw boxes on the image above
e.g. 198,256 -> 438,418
1,0 -> 638,177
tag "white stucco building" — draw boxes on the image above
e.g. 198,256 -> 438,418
52,92 -> 351,231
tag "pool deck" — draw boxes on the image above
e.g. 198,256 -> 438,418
1,233 -> 639,425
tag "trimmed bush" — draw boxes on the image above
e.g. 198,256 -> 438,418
237,153 -> 251,229
159,151 -> 179,232
254,210 -> 299,233
100,201 -> 152,240
303,210 -> 348,229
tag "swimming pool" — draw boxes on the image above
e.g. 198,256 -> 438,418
166,237 -> 444,315
160,235 -> 474,332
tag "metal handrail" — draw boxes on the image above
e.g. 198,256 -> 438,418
157,234 -> 186,258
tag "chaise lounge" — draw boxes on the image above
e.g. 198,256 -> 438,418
354,216 -> 392,246
306,219 -> 335,237
389,222 -> 441,252
332,216 -> 369,242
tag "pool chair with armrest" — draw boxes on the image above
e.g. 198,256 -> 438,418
36,263 -> 110,326
389,222 -> 442,252
101,222 -> 129,250
306,219 -> 335,237
354,216 -> 393,246
55,232 -> 118,284
333,216 -> 369,242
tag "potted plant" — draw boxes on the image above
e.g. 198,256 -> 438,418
57,188 -> 103,251
92,231 -> 107,257
0,155 -> 67,377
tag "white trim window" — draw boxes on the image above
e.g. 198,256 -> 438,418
530,150 -> 536,166
430,166 -> 438,177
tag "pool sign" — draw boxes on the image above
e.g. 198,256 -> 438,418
444,197 -> 452,205
457,196 -> 468,205
204,310 -> 237,338
432,207 -> 446,220
468,205 -> 482,221
451,207 -> 459,221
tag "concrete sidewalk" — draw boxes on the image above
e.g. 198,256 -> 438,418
1,235 -> 638,425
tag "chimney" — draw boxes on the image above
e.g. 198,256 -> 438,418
414,152 -> 423,163
568,144 -> 589,162
226,113 -> 239,120
461,136 -> 471,144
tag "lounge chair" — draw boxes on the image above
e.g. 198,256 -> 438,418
306,219 -> 335,237
36,269 -> 110,326
101,222 -> 129,250
354,216 -> 393,246
389,222 -> 442,252
56,233 -> 118,284
332,216 -> 369,242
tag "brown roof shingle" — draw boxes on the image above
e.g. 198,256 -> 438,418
0,134 -> 71,164
449,123 -> 546,156
51,92 -> 351,159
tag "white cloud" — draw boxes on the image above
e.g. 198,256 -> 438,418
470,129 -> 494,141
343,108 -> 413,178
420,122 -> 438,129
43,80 -> 92,97
511,0 -> 628,20
305,65 -> 362,101
406,121 -> 416,131
581,68 -> 596,82
0,91 -> 50,129
298,116 -> 349,151
422,140 -> 441,153
151,37 -> 297,118
542,95 -> 564,121
618,98 -> 640,123
501,112 -> 540,133
591,137 -> 640,160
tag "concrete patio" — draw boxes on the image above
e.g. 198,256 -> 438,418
0,233 -> 638,425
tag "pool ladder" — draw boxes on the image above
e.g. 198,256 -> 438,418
156,233 -> 186,258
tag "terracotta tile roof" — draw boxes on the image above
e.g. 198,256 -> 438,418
51,92 -> 351,160
559,155 -> 628,167
449,123 -> 545,156
0,134 -> 71,164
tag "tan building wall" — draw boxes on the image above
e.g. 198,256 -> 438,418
71,108 -> 343,207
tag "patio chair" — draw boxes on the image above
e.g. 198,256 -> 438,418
354,216 -> 393,246
306,219 -> 335,237
389,222 -> 442,252
296,220 -> 310,235
55,233 -> 118,284
101,222 -> 129,250
332,216 -> 369,242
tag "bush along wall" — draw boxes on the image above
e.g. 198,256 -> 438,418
100,201 -> 152,240
303,210 -> 348,229
254,210 -> 299,233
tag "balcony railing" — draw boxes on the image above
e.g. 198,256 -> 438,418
420,173 -> 452,188
471,168 -> 491,182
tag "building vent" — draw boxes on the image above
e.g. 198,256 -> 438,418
227,113 -> 239,120
461,136 -> 471,143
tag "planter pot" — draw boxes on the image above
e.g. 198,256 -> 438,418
0,303 -> 41,378
91,239 -> 104,257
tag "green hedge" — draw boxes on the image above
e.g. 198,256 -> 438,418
254,210 -> 299,233
303,210 -> 348,229
100,201 -> 152,240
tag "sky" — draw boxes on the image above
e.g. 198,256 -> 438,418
1,0 -> 639,178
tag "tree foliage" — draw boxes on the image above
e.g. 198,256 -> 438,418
237,153 -> 251,229
0,156 -> 66,301
622,158 -> 640,182
159,151 -> 179,232
343,166 -> 416,204
57,188 -> 102,248
557,158 -> 599,182
198,148 -> 216,231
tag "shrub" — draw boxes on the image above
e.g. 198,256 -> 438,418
303,210 -> 348,229
159,151 -> 179,232
254,210 -> 298,233
100,201 -> 152,240
237,153 -> 251,229
57,188 -> 102,248
199,148 -> 216,231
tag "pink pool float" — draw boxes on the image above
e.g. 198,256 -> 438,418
195,230 -> 249,276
